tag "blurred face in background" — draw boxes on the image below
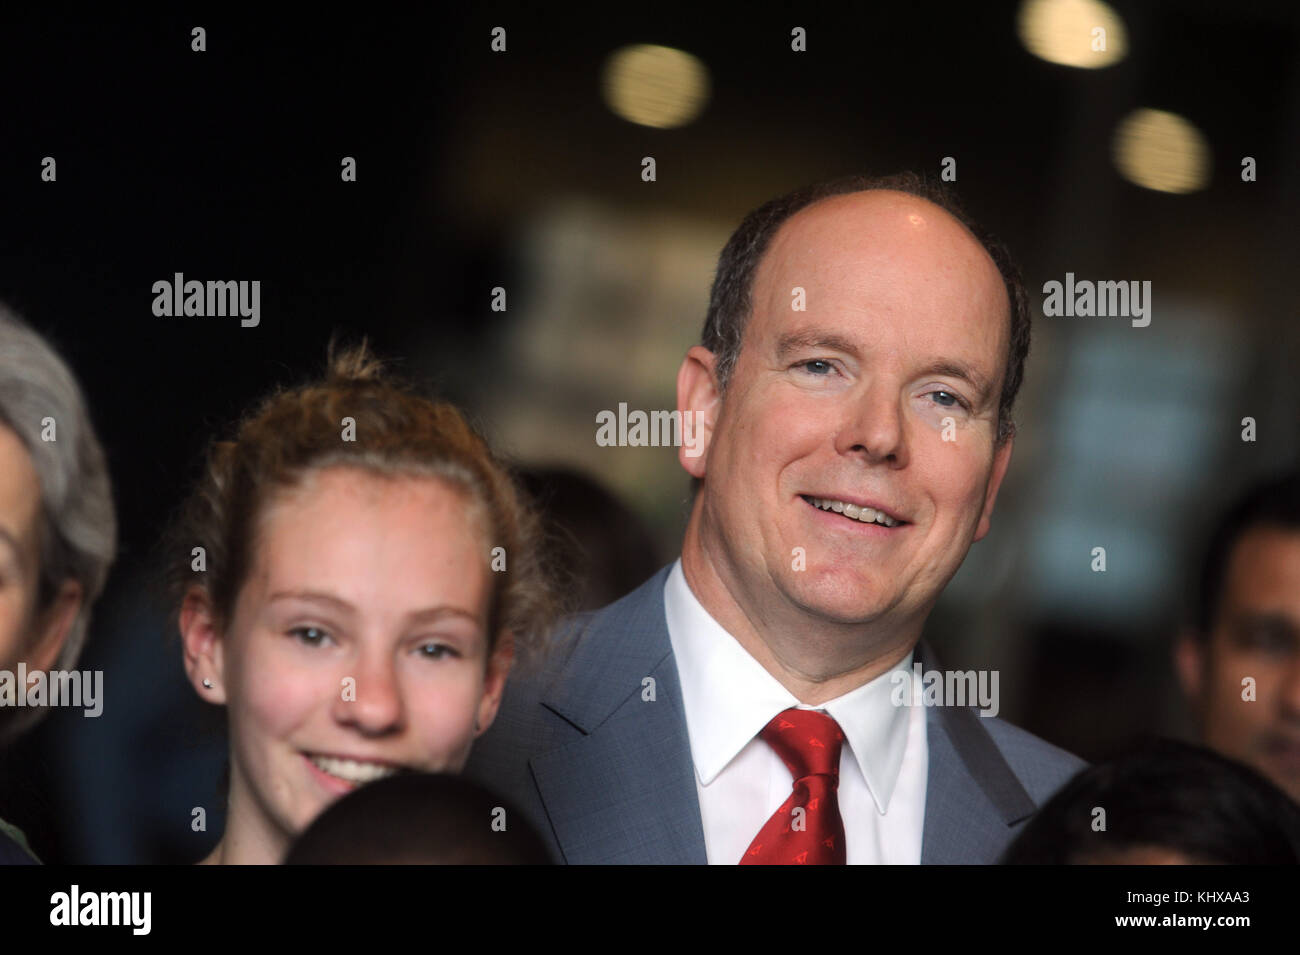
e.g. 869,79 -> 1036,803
0,423 -> 79,677
183,466 -> 510,858
1179,526 -> 1300,803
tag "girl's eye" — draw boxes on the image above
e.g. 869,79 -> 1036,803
418,643 -> 458,661
289,626 -> 330,646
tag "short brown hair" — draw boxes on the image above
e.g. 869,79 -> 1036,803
166,341 -> 560,661
701,171 -> 1032,445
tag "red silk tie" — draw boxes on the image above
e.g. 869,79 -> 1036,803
740,707 -> 847,865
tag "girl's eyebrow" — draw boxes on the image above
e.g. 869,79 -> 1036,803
268,591 -> 482,627
403,606 -> 483,628
268,590 -> 355,614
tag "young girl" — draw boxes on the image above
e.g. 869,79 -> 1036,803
169,344 -> 558,864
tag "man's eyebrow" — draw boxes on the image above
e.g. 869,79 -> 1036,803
1230,612 -> 1298,637
918,360 -> 994,402
774,329 -> 862,361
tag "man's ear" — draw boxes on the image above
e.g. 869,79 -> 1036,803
180,585 -> 227,704
22,579 -> 83,675
973,435 -> 1014,542
475,631 -> 515,737
676,345 -> 722,479
1175,630 -> 1205,704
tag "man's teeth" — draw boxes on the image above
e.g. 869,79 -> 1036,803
808,496 -> 900,527
308,755 -> 401,784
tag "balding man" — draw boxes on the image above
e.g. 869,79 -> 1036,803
468,172 -> 1084,864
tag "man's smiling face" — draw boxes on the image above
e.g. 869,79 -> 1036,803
688,190 -> 1015,632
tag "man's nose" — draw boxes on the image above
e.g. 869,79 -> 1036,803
836,381 -> 908,466
333,651 -> 406,735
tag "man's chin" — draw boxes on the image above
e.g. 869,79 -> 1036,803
781,571 -> 900,626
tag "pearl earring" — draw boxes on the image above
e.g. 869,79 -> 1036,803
202,679 -> 213,689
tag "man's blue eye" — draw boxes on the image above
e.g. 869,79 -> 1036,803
930,391 -> 962,408
291,626 -> 328,645
801,360 -> 833,375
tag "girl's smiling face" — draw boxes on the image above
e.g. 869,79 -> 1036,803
188,465 -> 508,856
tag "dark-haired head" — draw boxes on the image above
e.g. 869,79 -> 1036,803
517,465 -> 662,611
1175,469 -> 1300,803
1188,470 -> 1300,641
1001,738 -> 1300,864
284,772 -> 552,864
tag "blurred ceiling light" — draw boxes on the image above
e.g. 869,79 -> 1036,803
1112,108 -> 1212,194
602,44 -> 710,129
1018,0 -> 1128,68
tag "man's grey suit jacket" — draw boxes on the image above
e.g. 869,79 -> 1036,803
465,565 -> 1085,864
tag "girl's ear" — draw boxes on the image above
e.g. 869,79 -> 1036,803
475,631 -> 515,736
180,585 -> 227,703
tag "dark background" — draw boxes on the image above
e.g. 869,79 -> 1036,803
0,3 -> 1296,862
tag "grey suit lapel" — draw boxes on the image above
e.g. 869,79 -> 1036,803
915,640 -> 1037,863
530,567 -> 707,864
526,575 -> 1035,864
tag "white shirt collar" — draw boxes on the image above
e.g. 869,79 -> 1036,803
663,559 -> 915,814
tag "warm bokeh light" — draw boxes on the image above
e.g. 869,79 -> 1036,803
601,44 -> 710,129
1017,0 -> 1128,68
1112,108 -> 1212,194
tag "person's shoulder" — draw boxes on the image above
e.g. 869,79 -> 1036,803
0,816 -> 40,865
979,716 -> 1087,803
514,563 -> 676,683
472,567 -> 675,758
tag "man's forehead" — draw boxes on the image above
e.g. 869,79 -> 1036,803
1226,527 -> 1300,599
751,191 -> 1005,317
746,190 -> 1009,356
761,189 -> 979,269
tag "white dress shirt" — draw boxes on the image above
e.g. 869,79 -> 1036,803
663,559 -> 929,864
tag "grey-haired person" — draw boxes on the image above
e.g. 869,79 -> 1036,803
0,306 -> 117,863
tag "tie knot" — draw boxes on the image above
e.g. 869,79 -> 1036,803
760,707 -> 845,781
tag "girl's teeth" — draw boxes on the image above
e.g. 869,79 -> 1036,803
309,755 -> 400,783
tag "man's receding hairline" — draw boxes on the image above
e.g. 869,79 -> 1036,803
744,186 -> 1013,371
